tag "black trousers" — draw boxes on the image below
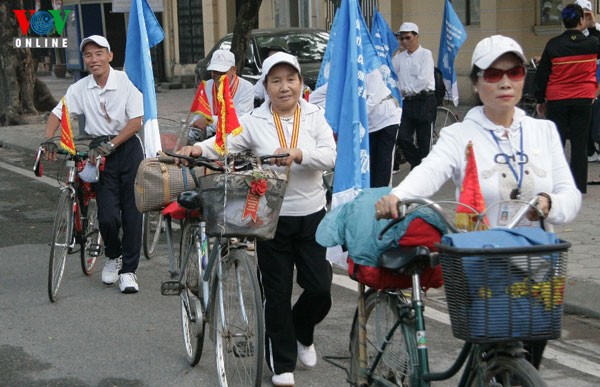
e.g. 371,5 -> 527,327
546,101 -> 591,193
396,94 -> 437,168
369,124 -> 399,188
93,136 -> 144,273
256,208 -> 332,374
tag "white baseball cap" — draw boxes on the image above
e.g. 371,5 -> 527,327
260,52 -> 302,84
80,35 -> 111,52
397,22 -> 419,35
207,49 -> 236,72
471,35 -> 526,70
575,0 -> 592,11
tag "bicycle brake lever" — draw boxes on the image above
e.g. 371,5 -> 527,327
33,147 -> 44,177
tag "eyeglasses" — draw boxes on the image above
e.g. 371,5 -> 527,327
477,66 -> 526,83
398,35 -> 413,41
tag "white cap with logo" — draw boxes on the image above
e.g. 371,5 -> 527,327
575,0 -> 592,11
207,49 -> 236,72
80,35 -> 111,52
396,22 -> 419,35
260,52 -> 301,84
471,35 -> 526,70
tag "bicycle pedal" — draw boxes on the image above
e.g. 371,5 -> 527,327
161,280 -> 183,296
87,243 -> 102,257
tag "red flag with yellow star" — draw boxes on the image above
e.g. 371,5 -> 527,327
455,141 -> 489,231
213,75 -> 242,155
189,80 -> 213,124
60,97 -> 76,155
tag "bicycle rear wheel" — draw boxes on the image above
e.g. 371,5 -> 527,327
179,220 -> 205,366
80,198 -> 102,275
433,106 -> 459,144
349,290 -> 415,386
214,248 -> 264,387
143,211 -> 163,259
467,353 -> 547,387
48,191 -> 73,302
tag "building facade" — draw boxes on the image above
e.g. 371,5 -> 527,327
59,0 -> 589,103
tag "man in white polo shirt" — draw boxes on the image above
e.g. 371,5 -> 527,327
44,35 -> 144,294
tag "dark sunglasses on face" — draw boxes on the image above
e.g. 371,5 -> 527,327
477,66 -> 526,83
398,35 -> 412,41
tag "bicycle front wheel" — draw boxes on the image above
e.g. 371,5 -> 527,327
80,198 -> 102,275
433,106 -> 459,144
143,211 -> 163,259
179,220 -> 205,366
467,353 -> 547,387
214,248 -> 264,387
48,191 -> 73,302
349,289 -> 415,387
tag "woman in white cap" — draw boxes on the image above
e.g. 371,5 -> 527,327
179,52 -> 336,386
375,35 -> 581,368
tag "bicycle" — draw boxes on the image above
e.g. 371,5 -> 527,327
517,58 -> 539,118
142,116 -> 199,259
346,197 -> 569,387
159,151 -> 288,386
433,104 -> 460,144
34,137 -> 104,302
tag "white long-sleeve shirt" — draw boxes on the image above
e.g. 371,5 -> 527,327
391,106 -> 581,227
392,45 -> 435,96
196,98 -> 337,216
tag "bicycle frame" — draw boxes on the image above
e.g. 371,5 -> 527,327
356,196 -> 550,387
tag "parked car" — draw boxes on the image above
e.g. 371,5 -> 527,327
195,28 -> 329,90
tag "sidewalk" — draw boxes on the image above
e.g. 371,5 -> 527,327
2,74 -> 600,318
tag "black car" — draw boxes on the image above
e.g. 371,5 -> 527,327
195,28 -> 329,90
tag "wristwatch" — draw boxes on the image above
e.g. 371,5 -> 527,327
108,141 -> 115,150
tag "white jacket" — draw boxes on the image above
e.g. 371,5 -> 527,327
391,106 -> 581,227
196,98 -> 337,216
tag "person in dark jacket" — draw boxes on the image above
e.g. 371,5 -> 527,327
534,3 -> 600,193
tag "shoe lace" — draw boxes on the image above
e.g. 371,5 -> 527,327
121,272 -> 137,283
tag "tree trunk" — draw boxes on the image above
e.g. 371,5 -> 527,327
0,1 -> 57,126
230,0 -> 263,76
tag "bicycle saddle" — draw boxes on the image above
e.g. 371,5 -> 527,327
377,246 -> 431,271
177,190 -> 202,211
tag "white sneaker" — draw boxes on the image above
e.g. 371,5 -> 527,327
588,153 -> 600,162
271,372 -> 294,386
102,257 -> 122,285
297,341 -> 317,368
119,273 -> 139,293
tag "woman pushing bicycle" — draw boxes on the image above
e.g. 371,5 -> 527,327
375,35 -> 582,369
178,52 -> 337,386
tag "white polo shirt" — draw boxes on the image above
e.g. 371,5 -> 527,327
52,67 -> 143,137
392,45 -> 435,96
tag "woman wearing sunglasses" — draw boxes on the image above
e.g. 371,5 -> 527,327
375,35 -> 581,368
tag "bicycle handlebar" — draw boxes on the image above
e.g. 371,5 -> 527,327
377,196 -> 542,240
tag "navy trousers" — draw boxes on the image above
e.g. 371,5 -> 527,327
93,136 -> 144,273
369,124 -> 399,188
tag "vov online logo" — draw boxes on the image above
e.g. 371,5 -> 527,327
12,9 -> 72,49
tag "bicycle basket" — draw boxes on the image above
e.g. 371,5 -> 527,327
198,171 -> 287,239
436,231 -> 570,343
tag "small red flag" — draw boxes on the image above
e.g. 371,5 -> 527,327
302,86 -> 311,101
60,97 -> 76,155
213,75 -> 243,155
189,80 -> 213,124
455,142 -> 489,231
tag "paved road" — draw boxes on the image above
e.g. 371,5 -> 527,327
1,146 -> 600,386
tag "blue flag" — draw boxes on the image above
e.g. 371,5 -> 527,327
125,0 -> 165,157
319,0 -> 383,207
371,9 -> 402,105
438,0 -> 467,106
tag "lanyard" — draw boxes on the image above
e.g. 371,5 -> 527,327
489,126 -> 526,198
212,75 -> 239,115
273,106 -> 301,148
